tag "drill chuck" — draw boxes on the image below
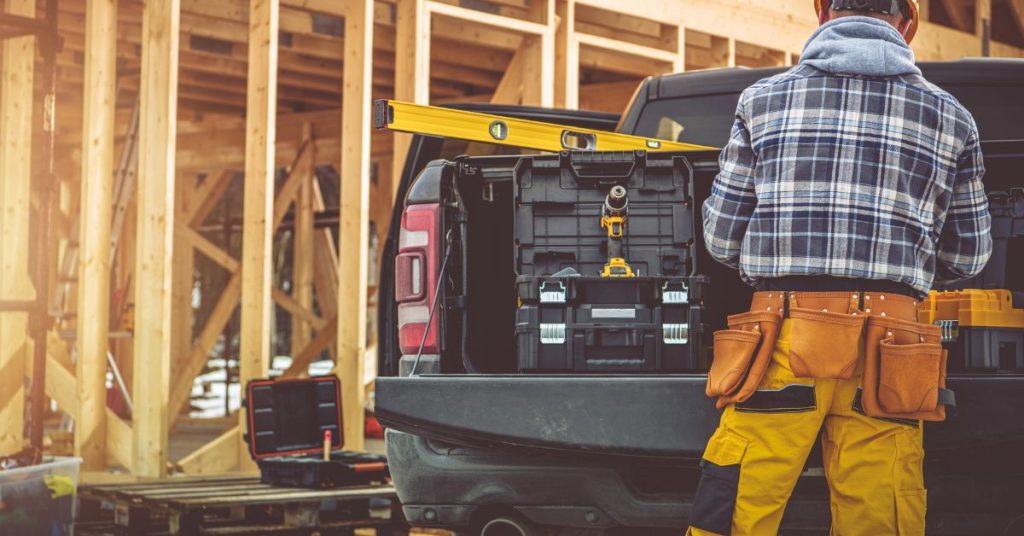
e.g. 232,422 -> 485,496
604,185 -> 628,216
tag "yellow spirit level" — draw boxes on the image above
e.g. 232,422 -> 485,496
373,99 -> 716,153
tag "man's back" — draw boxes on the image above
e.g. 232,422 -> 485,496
703,16 -> 992,297
690,8 -> 991,536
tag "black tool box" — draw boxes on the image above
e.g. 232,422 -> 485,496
244,376 -> 388,488
516,275 -> 708,371
513,151 -> 706,372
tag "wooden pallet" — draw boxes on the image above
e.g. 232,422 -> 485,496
75,474 -> 408,535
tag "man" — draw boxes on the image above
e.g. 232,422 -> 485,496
690,1 -> 992,535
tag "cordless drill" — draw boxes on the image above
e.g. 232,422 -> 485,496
600,185 -> 635,277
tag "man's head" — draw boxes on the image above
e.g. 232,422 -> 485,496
814,0 -> 918,42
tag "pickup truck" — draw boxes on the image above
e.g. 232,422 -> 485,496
375,59 -> 1024,535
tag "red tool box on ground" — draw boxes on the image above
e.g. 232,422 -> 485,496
244,376 -> 388,488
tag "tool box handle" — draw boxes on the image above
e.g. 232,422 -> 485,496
566,151 -> 641,185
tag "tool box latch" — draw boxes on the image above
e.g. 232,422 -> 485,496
540,323 -> 567,344
662,281 -> 689,304
663,323 -> 690,345
540,281 -> 567,304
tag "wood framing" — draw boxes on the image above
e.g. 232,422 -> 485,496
238,0 -> 280,469
1011,0 -> 1024,43
76,0 -> 118,470
338,0 -> 375,451
554,0 -> 579,108
0,0 -> 35,456
392,0 -> 431,199
291,125 -> 315,359
132,0 -> 180,479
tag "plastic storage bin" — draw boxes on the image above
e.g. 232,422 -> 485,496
0,456 -> 81,536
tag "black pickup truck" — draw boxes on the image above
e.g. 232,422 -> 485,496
376,60 -> 1024,535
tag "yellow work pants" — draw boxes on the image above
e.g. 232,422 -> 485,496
687,321 -> 926,536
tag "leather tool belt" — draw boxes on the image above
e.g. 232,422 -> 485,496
708,290 -> 955,421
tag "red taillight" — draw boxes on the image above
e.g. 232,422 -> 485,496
396,203 -> 440,354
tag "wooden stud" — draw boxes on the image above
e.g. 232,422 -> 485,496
392,0 -> 430,200
939,0 -> 971,32
674,25 -> 685,73
177,425 -> 240,474
167,273 -> 242,422
239,0 -> 280,470
76,0 -> 118,471
133,0 -> 181,478
491,45 -> 526,104
554,0 -> 578,109
520,32 -> 554,107
105,410 -> 133,471
0,0 -> 35,456
338,0 -> 375,451
171,176 -> 196,429
292,125 -> 315,359
1010,0 -> 1024,44
976,0 -> 992,56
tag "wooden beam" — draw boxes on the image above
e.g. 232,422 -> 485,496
281,314 -> 338,379
939,0 -> 971,32
338,0 -> 374,451
392,0 -> 430,200
133,0 -> 180,479
272,140 -> 314,230
977,0 -> 991,56
167,272 -> 241,422
520,30 -> 554,107
491,43 -> 526,104
427,1 -> 550,36
292,126 -> 316,359
239,0 -> 280,470
186,170 -> 236,226
44,353 -> 77,418
105,409 -> 133,471
177,425 -> 240,474
0,0 -> 35,456
1010,0 -> 1024,44
76,0 -> 118,471
273,288 -> 327,331
554,0 -> 579,109
311,179 -> 339,362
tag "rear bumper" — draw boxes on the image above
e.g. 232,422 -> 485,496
385,429 -> 705,529
376,374 -> 1024,458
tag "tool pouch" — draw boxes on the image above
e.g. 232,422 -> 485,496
708,311 -> 781,408
708,330 -> 760,397
788,308 -> 865,379
862,316 -> 952,422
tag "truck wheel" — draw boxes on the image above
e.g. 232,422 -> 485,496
1004,514 -> 1024,535
479,513 -> 543,536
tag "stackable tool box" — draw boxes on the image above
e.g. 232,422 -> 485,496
244,376 -> 388,488
926,189 -> 1024,370
514,151 -> 707,372
920,290 -> 1024,370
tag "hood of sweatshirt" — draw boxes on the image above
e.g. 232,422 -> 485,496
799,16 -> 921,77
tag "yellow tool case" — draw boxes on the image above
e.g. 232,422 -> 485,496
920,289 -> 1024,370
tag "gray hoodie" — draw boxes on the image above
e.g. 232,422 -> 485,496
799,16 -> 921,77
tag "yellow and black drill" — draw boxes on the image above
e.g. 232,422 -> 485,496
600,185 -> 635,277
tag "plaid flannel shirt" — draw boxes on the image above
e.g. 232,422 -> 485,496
702,64 -> 993,298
